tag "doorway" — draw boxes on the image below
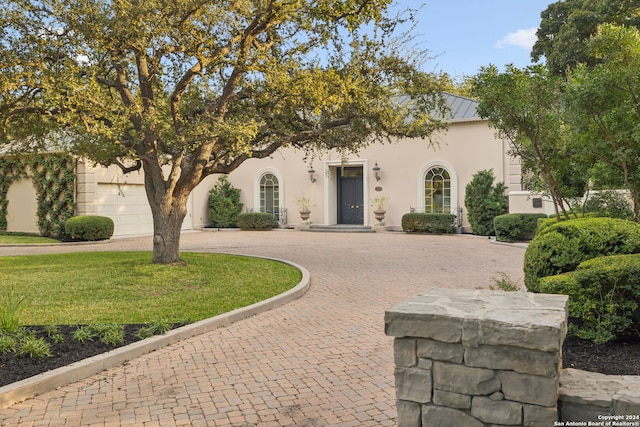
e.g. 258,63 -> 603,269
337,167 -> 364,224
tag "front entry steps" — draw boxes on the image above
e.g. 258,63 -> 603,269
302,224 -> 376,233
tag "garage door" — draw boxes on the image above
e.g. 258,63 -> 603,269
96,184 -> 192,237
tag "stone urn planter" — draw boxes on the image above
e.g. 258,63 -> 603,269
296,195 -> 314,224
373,210 -> 386,226
371,195 -> 388,226
299,210 -> 311,222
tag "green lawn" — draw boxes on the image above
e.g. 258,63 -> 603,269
0,252 -> 302,325
0,235 -> 60,244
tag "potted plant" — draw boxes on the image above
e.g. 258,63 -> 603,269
371,195 -> 388,225
296,196 -> 314,222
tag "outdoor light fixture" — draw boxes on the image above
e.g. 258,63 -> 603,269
308,165 -> 316,183
373,162 -> 381,181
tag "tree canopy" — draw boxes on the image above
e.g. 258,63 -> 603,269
471,64 -> 586,219
531,0 -> 640,75
1,0 -> 450,263
565,24 -> 640,220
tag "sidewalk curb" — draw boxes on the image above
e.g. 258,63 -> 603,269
0,256 -> 310,410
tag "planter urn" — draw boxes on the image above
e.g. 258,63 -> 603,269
299,210 -> 311,222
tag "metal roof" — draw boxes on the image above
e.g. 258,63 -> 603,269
442,92 -> 480,122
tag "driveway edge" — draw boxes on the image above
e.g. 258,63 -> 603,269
0,256 -> 310,410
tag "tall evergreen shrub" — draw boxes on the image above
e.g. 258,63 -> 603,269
208,176 -> 243,228
464,169 -> 508,236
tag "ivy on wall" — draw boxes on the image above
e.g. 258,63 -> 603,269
0,154 -> 76,238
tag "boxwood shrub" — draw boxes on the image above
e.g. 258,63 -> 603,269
536,213 -> 599,234
539,253 -> 640,344
401,213 -> 456,234
494,213 -> 548,242
237,212 -> 278,230
65,216 -> 115,241
524,217 -> 640,292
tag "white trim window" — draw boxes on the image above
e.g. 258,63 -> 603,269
259,173 -> 279,214
424,167 -> 451,213
417,161 -> 458,215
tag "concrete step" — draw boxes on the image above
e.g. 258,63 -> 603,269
303,225 -> 376,233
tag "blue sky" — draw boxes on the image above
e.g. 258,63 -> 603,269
390,1 -> 555,79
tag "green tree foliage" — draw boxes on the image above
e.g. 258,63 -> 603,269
1,0 -> 451,264
464,169 -> 508,236
208,176 -> 243,228
0,9 -> 56,143
582,190 -> 634,220
565,24 -> 640,221
531,0 -> 640,75
471,65 -> 586,220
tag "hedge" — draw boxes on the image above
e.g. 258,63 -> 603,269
539,253 -> 640,344
237,212 -> 279,230
401,213 -> 456,234
64,216 -> 115,241
494,213 -> 548,242
524,217 -> 640,292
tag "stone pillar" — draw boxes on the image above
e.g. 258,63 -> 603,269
75,159 -> 96,216
385,289 -> 568,427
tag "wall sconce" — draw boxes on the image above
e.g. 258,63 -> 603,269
373,162 -> 381,181
308,165 -> 316,183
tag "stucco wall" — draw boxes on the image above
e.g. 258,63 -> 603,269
5,177 -> 39,233
220,119 -> 518,230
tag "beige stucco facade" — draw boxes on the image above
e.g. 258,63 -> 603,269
5,96 -> 551,236
214,117 -> 525,232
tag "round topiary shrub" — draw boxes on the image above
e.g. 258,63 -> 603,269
539,253 -> 640,344
524,217 -> 640,292
493,213 -> 548,242
237,212 -> 278,230
65,216 -> 115,241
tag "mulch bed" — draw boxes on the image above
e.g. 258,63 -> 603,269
1,324 -> 639,389
562,332 -> 640,375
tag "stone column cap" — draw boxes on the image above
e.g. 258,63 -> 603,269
385,289 -> 568,352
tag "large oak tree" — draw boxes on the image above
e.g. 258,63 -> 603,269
531,0 -> 640,76
1,0 -> 450,263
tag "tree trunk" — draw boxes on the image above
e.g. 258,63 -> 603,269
143,162 -> 191,264
150,204 -> 187,264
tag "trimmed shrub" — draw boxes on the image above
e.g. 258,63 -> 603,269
536,216 -> 559,234
64,216 -> 114,241
464,169 -> 508,236
401,213 -> 456,234
582,190 -> 634,220
535,213 -> 602,234
524,217 -> 640,292
539,254 -> 640,344
208,176 -> 243,228
494,213 -> 548,242
237,212 -> 278,230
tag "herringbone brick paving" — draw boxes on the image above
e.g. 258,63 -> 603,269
0,230 -> 525,426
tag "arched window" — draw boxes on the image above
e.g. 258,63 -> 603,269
424,167 -> 451,213
260,173 -> 279,214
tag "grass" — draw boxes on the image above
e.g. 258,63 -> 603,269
0,252 -> 302,325
0,234 -> 60,244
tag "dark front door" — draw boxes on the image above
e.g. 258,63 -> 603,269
337,167 -> 364,224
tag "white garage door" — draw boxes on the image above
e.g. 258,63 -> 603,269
96,184 -> 192,237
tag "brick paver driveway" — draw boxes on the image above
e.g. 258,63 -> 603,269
0,230 -> 525,426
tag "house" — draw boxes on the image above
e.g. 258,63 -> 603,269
195,93 -> 548,233
1,94 -> 550,237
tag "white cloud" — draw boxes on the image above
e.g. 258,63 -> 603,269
494,27 -> 538,50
